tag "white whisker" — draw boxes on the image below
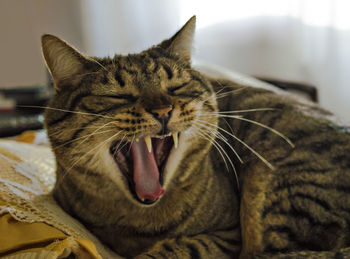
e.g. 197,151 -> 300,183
93,59 -> 109,72
200,108 -> 277,115
196,119 -> 275,170
215,87 -> 247,99
200,114 -> 294,148
193,119 -> 243,164
58,130 -> 124,185
128,134 -> 136,154
113,134 -> 128,155
54,129 -> 114,150
74,121 -> 117,148
194,126 -> 240,189
17,105 -> 116,119
192,126 -> 229,172
48,124 -> 116,138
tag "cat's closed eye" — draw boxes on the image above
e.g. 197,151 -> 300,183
98,94 -> 138,102
167,83 -> 188,94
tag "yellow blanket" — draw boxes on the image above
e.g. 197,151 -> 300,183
0,138 -> 121,259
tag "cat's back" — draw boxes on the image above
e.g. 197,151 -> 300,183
209,77 -> 350,257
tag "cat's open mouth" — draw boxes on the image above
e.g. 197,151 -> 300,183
109,133 -> 178,205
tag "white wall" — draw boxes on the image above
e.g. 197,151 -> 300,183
0,0 -> 349,124
0,0 -> 181,87
80,0 -> 181,56
194,16 -> 350,124
0,0 -> 84,88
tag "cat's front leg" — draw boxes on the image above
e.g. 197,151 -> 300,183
134,231 -> 241,259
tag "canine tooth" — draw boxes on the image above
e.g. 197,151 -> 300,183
172,132 -> 178,148
144,136 -> 152,152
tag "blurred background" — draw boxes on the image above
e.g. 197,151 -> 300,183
0,0 -> 350,137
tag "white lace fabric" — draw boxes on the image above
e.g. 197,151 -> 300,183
0,140 -> 121,259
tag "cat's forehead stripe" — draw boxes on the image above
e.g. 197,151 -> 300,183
106,55 -> 181,89
84,51 -> 211,99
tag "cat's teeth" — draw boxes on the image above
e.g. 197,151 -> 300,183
172,132 -> 178,148
144,136 -> 152,153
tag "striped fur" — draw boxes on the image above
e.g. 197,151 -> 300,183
210,79 -> 350,258
42,17 -> 350,258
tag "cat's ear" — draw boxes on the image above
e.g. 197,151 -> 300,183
41,34 -> 92,91
161,15 -> 196,62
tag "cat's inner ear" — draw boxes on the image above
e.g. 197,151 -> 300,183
161,15 -> 196,62
41,34 -> 92,91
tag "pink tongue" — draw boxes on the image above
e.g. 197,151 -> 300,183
130,138 -> 165,201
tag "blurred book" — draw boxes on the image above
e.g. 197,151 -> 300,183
0,85 -> 52,137
0,93 -> 16,113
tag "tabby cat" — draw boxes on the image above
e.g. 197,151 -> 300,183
42,16 -> 350,258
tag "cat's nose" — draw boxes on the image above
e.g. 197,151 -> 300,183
148,105 -> 173,135
150,105 -> 173,119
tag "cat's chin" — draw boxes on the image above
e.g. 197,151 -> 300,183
109,133 -> 176,205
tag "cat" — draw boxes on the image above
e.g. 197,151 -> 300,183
42,16 -> 350,258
